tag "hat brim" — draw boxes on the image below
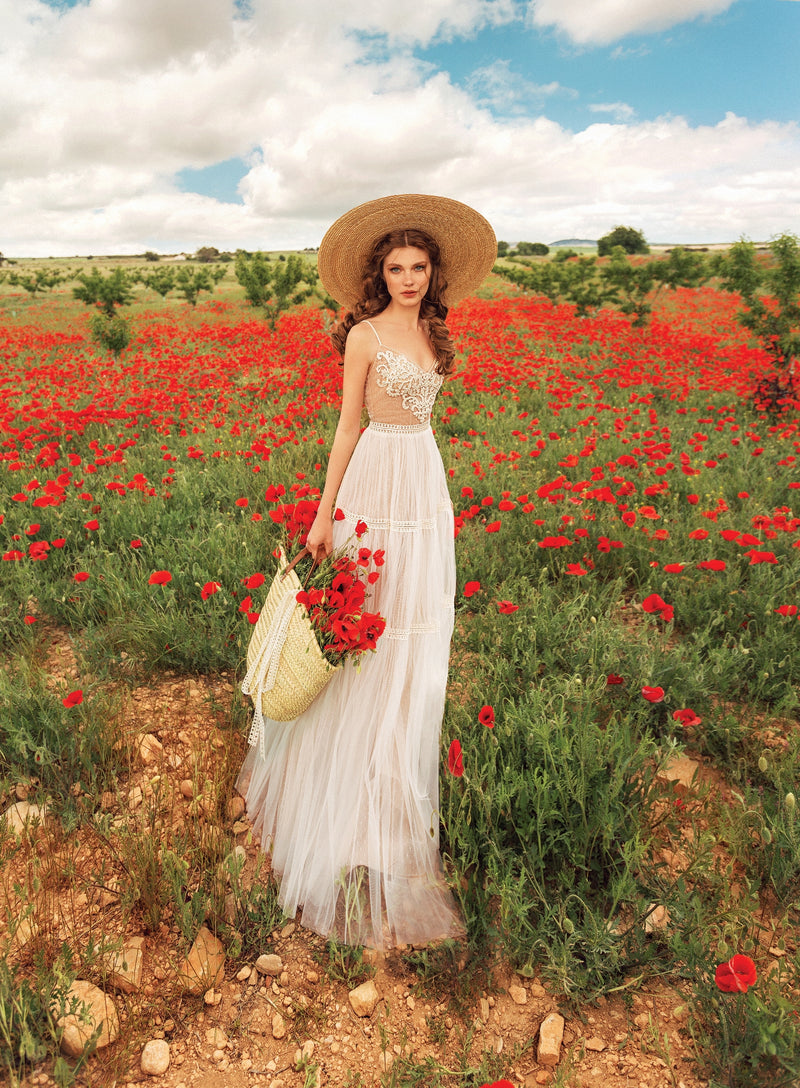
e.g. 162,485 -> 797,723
317,193 -> 496,309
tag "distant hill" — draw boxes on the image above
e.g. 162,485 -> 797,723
549,238 -> 597,248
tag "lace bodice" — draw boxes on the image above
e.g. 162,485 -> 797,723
362,321 -> 443,426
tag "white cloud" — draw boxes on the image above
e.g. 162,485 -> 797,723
467,60 -> 576,113
526,0 -> 736,45
0,0 -> 798,254
588,101 -> 636,121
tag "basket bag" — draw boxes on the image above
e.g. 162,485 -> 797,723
241,548 -> 340,744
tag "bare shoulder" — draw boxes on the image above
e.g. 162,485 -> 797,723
344,320 -> 378,366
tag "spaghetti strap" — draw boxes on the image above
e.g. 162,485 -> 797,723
363,320 -> 382,345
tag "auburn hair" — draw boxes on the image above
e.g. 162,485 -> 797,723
330,228 -> 456,374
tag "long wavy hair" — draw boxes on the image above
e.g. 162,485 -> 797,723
330,228 -> 456,374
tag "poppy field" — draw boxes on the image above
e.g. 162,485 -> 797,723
1,270 -> 800,1086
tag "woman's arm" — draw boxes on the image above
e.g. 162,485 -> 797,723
305,324 -> 373,559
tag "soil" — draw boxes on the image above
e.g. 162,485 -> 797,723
3,627 -> 718,1088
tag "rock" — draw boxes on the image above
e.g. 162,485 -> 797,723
348,979 -> 380,1018
140,1039 -> 170,1075
509,983 -> 527,1005
138,733 -> 163,765
272,1013 -> 287,1039
1,801 -> 49,836
104,936 -> 145,993
644,904 -> 671,934
180,779 -> 194,799
176,926 -> 225,995
634,1012 -> 650,1029
585,1036 -> 606,1052
206,1027 -> 228,1048
127,786 -> 143,811
236,965 -> 252,982
657,754 -> 700,794
537,1012 -> 565,1067
58,980 -> 120,1057
379,1051 -> 394,1073
14,784 -> 29,802
227,795 -> 246,820
530,983 -> 546,998
281,922 -> 296,938
479,998 -> 490,1022
255,953 -> 283,976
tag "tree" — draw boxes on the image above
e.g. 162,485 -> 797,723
597,226 -> 649,257
235,251 -> 317,329
143,250 -> 160,262
8,269 -> 65,294
497,240 -> 509,258
194,246 -> 220,263
143,267 -> 176,298
73,268 -> 134,317
174,266 -> 214,306
716,233 -> 800,375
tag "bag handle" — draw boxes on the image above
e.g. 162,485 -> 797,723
280,546 -> 323,587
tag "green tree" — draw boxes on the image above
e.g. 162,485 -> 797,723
597,225 -> 649,257
194,246 -> 220,263
143,250 -> 160,262
143,267 -> 176,298
174,266 -> 214,306
8,269 -> 65,295
73,268 -> 134,317
497,240 -> 509,258
235,251 -> 317,329
716,233 -> 800,374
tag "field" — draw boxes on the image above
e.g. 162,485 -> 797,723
1,263 -> 799,1088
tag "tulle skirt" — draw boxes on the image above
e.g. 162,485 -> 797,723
236,421 -> 464,948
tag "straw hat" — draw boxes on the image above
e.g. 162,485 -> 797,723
317,193 -> 496,308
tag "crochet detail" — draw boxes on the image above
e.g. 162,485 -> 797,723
373,349 -> 443,423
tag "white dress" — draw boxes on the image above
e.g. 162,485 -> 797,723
237,320 -> 464,949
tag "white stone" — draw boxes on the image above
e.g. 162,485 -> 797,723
537,1012 -> 565,1067
509,983 -> 527,1005
58,981 -> 119,1057
140,1039 -> 170,1075
1,801 -> 49,836
138,733 -> 163,764
348,980 -> 380,1017
255,953 -> 283,976
272,1013 -> 287,1039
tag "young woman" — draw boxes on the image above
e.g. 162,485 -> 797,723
237,194 -> 496,948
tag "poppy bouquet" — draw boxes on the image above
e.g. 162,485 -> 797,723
268,498 -> 387,665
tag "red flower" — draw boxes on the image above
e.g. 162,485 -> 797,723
606,673 -> 624,686
24,615 -> 37,625
663,563 -> 685,573
774,605 -> 798,617
497,600 -> 519,613
238,595 -> 253,613
463,580 -> 481,598
697,559 -> 726,571
84,519 -> 99,530
74,571 -> 90,582
715,954 -> 757,994
485,520 -> 501,533
201,581 -> 221,599
242,573 -> 265,589
130,539 -> 142,548
673,708 -> 701,728
148,570 -> 172,585
688,528 -> 708,540
355,520 -> 368,537
479,1081 -> 515,1088
235,497 -> 249,508
447,739 -> 464,777
641,593 -> 674,623
62,690 -> 84,708
565,563 -> 588,576
478,705 -> 495,728
246,611 -> 260,624
641,685 -> 665,703
747,550 -> 777,565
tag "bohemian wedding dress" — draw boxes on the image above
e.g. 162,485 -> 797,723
236,320 -> 464,949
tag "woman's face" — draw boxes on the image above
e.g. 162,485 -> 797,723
382,246 -> 431,308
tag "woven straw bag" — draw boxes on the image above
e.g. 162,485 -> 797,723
241,549 -> 339,742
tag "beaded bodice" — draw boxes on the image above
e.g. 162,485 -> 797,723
362,321 -> 443,426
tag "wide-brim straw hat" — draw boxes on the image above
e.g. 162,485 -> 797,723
317,193 -> 496,309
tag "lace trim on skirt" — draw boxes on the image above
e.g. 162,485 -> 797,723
338,502 -> 451,534
367,420 -> 431,434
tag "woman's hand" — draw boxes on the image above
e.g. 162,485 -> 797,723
306,510 -> 333,561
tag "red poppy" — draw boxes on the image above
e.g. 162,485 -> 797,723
463,581 -> 481,598
334,508 -> 345,520
478,705 -> 495,728
641,685 -> 665,703
774,605 -> 798,617
447,739 -> 464,777
715,954 -> 757,993
355,520 -> 368,537
697,559 -> 726,571
606,673 -> 624,686
673,708 -> 701,728
242,573 -> 265,589
485,520 -> 501,533
130,539 -> 142,548
74,571 -> 90,582
148,570 -> 173,585
565,563 -> 588,576
62,690 -> 84,708
201,581 -> 221,599
84,519 -> 99,530
24,616 -> 37,625
746,550 -> 777,565
642,593 -> 674,622
235,497 -> 249,508
663,563 -> 685,573
497,600 -> 519,614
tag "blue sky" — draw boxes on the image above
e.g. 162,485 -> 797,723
2,0 -> 799,253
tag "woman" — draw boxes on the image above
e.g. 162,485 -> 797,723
238,194 -> 496,948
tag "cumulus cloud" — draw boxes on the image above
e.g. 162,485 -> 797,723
588,101 -> 636,121
467,60 -> 576,114
526,0 -> 736,45
0,0 -> 798,254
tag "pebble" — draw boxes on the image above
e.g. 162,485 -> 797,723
256,953 -> 283,976
236,965 -> 252,981
140,1040 -> 170,1076
272,1013 -> 287,1039
508,984 -> 527,1005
